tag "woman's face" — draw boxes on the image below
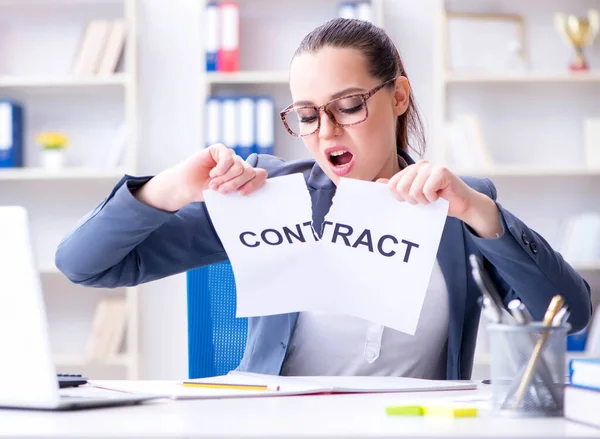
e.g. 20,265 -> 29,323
288,46 -> 409,184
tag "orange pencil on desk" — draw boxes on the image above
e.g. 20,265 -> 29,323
182,381 -> 280,391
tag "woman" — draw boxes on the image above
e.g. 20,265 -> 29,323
55,18 -> 591,380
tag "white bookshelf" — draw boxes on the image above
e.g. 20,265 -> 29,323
0,74 -> 131,88
434,0 -> 600,380
452,166 -> 600,178
445,71 -> 600,84
0,0 -> 140,379
207,70 -> 289,85
0,167 -> 127,181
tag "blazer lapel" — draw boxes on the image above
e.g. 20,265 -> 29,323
436,217 -> 467,379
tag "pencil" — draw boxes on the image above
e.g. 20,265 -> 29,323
182,382 -> 280,391
512,295 -> 564,409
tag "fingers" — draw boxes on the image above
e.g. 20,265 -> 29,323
422,167 -> 448,203
408,162 -> 435,204
208,144 -> 237,178
206,145 -> 267,196
238,168 -> 268,196
209,155 -> 246,190
389,164 -> 419,203
388,160 -> 441,205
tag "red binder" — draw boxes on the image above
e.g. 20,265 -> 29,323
218,2 -> 240,72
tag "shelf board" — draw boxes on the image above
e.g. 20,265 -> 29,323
39,265 -> 60,275
207,70 -> 289,85
445,71 -> 600,84
451,166 -> 600,178
0,74 -> 130,89
0,167 -> 126,181
572,261 -> 600,272
54,354 -> 131,367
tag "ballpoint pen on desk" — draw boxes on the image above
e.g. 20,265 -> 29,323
511,295 -> 565,410
181,382 -> 281,391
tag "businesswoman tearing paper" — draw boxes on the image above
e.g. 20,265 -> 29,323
55,18 -> 591,380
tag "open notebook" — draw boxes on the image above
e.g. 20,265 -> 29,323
89,372 -> 477,400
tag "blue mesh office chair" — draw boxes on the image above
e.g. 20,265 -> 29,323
186,261 -> 248,379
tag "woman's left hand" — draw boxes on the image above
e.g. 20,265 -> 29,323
377,160 -> 503,239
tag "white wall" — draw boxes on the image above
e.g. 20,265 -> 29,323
135,0 -> 441,379
136,0 -> 204,379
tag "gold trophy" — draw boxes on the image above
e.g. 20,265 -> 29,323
555,9 -> 599,71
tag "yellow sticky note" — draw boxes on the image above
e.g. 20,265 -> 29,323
386,405 -> 424,416
423,405 -> 478,418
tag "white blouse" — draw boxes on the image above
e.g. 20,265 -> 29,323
280,260 -> 450,379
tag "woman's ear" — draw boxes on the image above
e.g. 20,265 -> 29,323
392,76 -> 410,117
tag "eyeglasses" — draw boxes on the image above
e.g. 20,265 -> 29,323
279,77 -> 397,137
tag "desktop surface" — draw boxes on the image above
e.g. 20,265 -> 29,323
0,381 -> 598,439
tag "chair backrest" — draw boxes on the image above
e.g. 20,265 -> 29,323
186,261 -> 248,378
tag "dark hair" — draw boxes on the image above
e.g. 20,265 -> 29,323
293,18 -> 426,157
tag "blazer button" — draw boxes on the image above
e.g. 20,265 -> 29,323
530,242 -> 538,253
521,231 -> 529,246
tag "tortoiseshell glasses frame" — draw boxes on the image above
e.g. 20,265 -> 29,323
279,77 -> 398,137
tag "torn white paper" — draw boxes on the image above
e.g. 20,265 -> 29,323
318,177 -> 449,334
203,174 -> 449,335
203,173 -> 321,317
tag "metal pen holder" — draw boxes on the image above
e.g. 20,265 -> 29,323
487,322 -> 570,417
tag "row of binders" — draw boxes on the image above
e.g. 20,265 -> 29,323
205,2 -> 239,72
71,19 -> 127,76
206,96 -> 275,159
338,1 -> 375,22
204,1 -> 375,72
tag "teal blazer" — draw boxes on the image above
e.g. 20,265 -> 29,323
55,150 -> 592,379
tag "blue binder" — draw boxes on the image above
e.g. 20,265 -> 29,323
205,3 -> 219,72
255,96 -> 274,155
0,101 -> 23,168
237,96 -> 255,159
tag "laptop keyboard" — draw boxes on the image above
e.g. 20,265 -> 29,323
57,374 -> 88,388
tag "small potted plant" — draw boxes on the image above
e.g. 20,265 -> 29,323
36,131 -> 69,170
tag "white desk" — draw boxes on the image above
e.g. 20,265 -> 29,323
0,382 -> 598,438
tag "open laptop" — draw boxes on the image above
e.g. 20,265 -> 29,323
0,206 -> 163,410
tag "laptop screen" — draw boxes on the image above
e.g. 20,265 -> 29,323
0,206 -> 59,405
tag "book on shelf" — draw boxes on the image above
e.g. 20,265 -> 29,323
445,113 -> 493,170
91,122 -> 127,169
84,296 -> 128,360
72,19 -> 127,76
558,213 -> 600,264
583,117 -> 600,169
0,101 -> 23,168
338,2 -> 374,22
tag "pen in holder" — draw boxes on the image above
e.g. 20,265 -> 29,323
487,318 -> 570,417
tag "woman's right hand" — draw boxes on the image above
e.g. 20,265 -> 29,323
134,143 -> 268,212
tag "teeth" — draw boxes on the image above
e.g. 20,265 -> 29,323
329,150 -> 348,157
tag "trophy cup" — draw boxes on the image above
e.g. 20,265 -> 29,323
555,9 -> 599,71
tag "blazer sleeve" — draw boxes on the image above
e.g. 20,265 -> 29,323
463,177 -> 592,333
55,154 -> 274,288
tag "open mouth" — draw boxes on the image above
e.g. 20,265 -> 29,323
328,150 -> 354,167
